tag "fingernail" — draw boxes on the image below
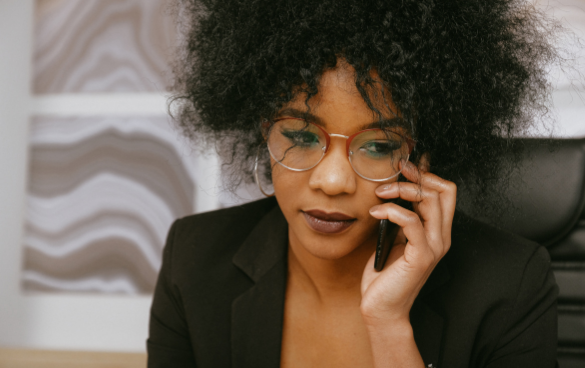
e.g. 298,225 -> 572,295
369,205 -> 381,214
375,184 -> 393,194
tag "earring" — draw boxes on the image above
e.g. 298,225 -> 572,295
254,149 -> 274,197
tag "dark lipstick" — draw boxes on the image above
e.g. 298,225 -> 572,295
302,210 -> 356,234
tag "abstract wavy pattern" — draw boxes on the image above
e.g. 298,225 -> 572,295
23,116 -> 197,294
34,0 -> 176,93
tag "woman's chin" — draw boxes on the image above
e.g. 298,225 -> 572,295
292,226 -> 375,261
299,241 -> 358,260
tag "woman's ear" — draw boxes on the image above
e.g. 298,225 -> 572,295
417,152 -> 431,173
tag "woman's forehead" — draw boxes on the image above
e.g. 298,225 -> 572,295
277,63 -> 399,134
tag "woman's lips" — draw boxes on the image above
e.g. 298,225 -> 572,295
302,210 -> 356,234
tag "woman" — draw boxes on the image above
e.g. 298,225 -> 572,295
148,0 -> 560,367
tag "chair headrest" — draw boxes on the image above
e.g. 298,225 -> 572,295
459,138 -> 585,247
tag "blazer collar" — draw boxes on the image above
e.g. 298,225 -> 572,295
231,202 -> 288,368
231,200 -> 451,368
232,200 -> 288,282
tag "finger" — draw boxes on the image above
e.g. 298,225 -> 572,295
375,182 -> 443,254
400,160 -> 450,195
396,160 -> 457,248
376,181 -> 439,206
415,154 -> 431,215
437,180 -> 456,248
369,203 -> 436,268
375,181 -> 441,221
418,152 -> 431,173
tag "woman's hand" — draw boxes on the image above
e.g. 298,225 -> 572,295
361,158 -> 457,326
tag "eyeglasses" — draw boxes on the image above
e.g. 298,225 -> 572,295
265,117 -> 416,182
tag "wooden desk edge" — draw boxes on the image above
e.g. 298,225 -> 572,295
0,348 -> 146,368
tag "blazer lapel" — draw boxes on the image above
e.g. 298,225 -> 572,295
231,204 -> 288,368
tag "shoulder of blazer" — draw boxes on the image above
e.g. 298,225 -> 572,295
173,196 -> 279,241
166,197 -> 280,279
437,213 -> 557,367
444,211 -> 551,305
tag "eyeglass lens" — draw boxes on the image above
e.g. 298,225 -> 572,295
266,119 -> 410,181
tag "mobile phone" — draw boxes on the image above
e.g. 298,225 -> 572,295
374,199 -> 401,272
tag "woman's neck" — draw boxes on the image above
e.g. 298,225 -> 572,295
287,228 -> 377,306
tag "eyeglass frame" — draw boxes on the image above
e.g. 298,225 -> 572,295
264,117 -> 417,182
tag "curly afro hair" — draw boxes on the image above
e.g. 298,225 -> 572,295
171,0 -> 563,214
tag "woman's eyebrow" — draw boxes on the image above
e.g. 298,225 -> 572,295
357,118 -> 407,132
276,108 -> 326,126
276,108 -> 407,132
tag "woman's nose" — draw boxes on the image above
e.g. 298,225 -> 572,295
308,141 -> 357,196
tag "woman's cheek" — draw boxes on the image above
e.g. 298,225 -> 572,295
271,164 -> 306,218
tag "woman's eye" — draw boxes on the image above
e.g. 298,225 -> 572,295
359,140 -> 401,158
281,130 -> 320,147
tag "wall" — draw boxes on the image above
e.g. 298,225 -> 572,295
0,0 -> 224,352
0,0 -> 33,349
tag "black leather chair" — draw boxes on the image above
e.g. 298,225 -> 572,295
459,138 -> 585,368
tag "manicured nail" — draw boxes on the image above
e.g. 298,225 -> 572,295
375,184 -> 392,194
369,205 -> 381,214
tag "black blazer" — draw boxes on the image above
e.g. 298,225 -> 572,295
147,197 -> 558,368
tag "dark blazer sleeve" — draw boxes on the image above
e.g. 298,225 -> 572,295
147,219 -> 197,368
485,246 -> 559,368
